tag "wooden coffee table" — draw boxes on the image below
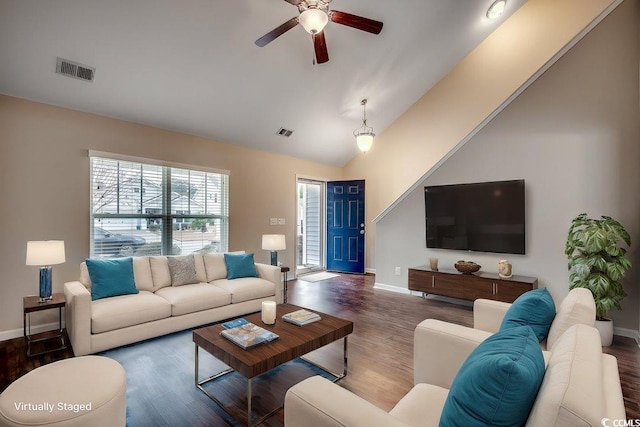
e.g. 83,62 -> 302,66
193,303 -> 353,426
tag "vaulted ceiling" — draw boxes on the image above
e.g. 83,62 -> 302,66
0,0 -> 526,166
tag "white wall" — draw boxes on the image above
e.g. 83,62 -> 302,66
375,0 -> 640,331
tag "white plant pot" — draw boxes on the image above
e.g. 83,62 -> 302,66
594,318 -> 614,347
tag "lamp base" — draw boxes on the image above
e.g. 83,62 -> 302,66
39,266 -> 53,303
270,251 -> 278,266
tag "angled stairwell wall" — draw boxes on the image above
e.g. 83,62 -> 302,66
342,0 -> 622,272
367,0 -> 640,332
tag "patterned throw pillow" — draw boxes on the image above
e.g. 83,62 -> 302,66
167,255 -> 199,286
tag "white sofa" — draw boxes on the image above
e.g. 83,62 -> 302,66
285,288 -> 625,426
64,253 -> 282,356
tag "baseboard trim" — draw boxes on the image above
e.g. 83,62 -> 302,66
613,326 -> 640,346
373,282 -> 412,295
365,268 -> 376,275
0,320 -> 66,342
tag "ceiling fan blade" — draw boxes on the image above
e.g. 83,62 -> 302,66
283,0 -> 302,5
313,31 -> 329,64
329,10 -> 383,34
255,17 -> 299,47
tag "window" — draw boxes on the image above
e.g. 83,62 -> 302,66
297,177 -> 325,274
90,152 -> 229,258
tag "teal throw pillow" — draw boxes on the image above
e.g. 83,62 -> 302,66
86,257 -> 139,301
500,287 -> 556,342
224,253 -> 258,279
439,325 -> 545,427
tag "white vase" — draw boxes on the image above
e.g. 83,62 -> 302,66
594,318 -> 614,346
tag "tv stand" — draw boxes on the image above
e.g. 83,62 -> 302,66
408,266 -> 537,303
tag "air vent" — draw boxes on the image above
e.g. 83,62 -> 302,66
56,57 -> 95,82
276,128 -> 294,137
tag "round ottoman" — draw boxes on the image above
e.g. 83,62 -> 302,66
0,356 -> 126,427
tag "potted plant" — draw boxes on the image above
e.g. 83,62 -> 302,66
565,213 -> 632,346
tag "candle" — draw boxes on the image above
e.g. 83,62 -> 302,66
261,301 -> 276,325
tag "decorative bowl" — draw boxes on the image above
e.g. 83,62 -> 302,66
454,260 -> 481,274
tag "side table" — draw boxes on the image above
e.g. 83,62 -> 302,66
280,266 -> 290,303
23,293 -> 67,357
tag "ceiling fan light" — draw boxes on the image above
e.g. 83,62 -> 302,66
355,132 -> 374,153
299,8 -> 329,34
486,0 -> 507,19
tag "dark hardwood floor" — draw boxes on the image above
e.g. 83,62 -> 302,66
1,273 -> 638,425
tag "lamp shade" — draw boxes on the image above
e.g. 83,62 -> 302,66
356,133 -> 374,152
262,234 -> 286,251
354,99 -> 375,152
26,241 -> 66,266
299,8 -> 329,34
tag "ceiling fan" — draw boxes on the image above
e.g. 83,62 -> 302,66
255,0 -> 383,64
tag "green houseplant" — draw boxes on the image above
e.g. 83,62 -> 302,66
565,213 -> 631,345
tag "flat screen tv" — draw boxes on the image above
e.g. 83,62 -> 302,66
425,179 -> 525,255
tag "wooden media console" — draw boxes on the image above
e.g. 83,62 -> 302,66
408,266 -> 538,303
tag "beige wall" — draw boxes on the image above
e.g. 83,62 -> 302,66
343,0 -> 620,270
0,95 -> 342,334
374,0 -> 640,331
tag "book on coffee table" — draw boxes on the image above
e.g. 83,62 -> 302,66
222,317 -> 249,329
282,309 -> 322,326
220,322 -> 279,349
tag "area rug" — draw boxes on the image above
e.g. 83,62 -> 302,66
98,326 -> 335,426
297,271 -> 340,282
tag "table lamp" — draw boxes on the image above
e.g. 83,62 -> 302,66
262,234 -> 285,266
26,240 -> 66,303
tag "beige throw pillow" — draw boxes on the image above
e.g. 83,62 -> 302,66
167,255 -> 199,286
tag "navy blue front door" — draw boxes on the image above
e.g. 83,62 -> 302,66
326,180 -> 365,274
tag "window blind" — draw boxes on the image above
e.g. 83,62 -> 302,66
90,154 -> 229,257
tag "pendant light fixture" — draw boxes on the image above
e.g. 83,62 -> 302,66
353,99 -> 375,153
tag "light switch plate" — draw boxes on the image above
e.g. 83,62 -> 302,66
277,218 -> 285,225
270,218 -> 278,225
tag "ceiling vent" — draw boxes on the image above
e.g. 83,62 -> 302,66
55,57 -> 95,82
277,128 -> 294,137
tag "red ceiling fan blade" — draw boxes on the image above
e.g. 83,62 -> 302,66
313,31 -> 329,64
255,17 -> 299,47
329,10 -> 383,34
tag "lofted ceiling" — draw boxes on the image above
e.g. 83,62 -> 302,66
0,0 -> 526,167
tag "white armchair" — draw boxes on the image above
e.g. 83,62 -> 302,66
284,288 -> 613,427
413,287 -> 595,389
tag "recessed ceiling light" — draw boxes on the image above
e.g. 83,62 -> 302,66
486,0 -> 507,19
